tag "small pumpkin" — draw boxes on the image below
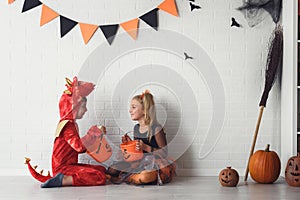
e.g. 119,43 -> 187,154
218,166 -> 239,187
285,153 -> 300,187
249,144 -> 281,184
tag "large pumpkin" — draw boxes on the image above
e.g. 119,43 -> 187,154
285,153 -> 300,187
249,144 -> 281,183
218,166 -> 239,187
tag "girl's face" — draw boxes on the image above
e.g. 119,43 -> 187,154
76,101 -> 87,119
129,99 -> 144,121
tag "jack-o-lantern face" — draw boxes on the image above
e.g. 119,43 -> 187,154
95,134 -> 112,154
120,140 -> 143,162
86,133 -> 112,163
219,166 -> 239,187
122,148 -> 131,160
285,153 -> 300,187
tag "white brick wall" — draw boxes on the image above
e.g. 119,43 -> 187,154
0,0 -> 281,176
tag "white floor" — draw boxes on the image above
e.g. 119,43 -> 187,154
0,176 -> 299,200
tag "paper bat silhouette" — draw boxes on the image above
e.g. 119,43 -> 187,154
231,17 -> 241,28
190,2 -> 201,11
184,52 -> 193,60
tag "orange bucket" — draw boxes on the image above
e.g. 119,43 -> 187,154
86,134 -> 112,163
120,140 -> 143,162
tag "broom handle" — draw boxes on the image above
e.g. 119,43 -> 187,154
244,106 -> 265,181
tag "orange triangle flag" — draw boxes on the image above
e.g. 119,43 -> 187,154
79,23 -> 99,44
8,0 -> 15,4
40,5 -> 59,26
120,18 -> 139,40
158,0 -> 179,17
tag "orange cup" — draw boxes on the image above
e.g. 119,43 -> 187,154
120,140 -> 143,162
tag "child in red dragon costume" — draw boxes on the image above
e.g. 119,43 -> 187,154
25,77 -> 108,188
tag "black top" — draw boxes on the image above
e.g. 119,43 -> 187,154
133,123 -> 166,152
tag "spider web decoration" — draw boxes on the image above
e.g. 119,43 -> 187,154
237,0 -> 282,27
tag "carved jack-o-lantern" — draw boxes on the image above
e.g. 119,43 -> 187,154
86,132 -> 112,163
285,153 -> 300,187
218,166 -> 239,187
120,140 -> 143,162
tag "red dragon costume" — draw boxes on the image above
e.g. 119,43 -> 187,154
25,77 -> 107,187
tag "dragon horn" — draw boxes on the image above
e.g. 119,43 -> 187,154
24,157 -> 31,164
65,77 -> 73,87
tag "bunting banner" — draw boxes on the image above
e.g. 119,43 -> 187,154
22,0 -> 41,13
120,18 -> 139,40
79,23 -> 99,44
139,8 -> 159,31
60,16 -> 78,38
40,5 -> 59,27
9,0 -> 179,45
99,25 -> 120,45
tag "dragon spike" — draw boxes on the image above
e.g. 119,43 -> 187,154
24,157 -> 31,164
40,170 -> 44,175
65,77 -> 73,87
33,165 -> 38,169
47,171 -> 51,176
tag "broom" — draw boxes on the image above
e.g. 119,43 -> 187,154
244,25 -> 283,181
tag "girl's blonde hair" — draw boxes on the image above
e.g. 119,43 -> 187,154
132,91 -> 157,142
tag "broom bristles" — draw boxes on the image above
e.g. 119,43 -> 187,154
259,25 -> 283,107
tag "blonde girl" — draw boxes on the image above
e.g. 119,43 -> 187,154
108,90 -> 176,185
123,90 -> 167,158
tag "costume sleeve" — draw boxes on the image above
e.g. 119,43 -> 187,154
154,126 -> 167,148
133,124 -> 139,140
63,122 -> 86,153
154,126 -> 168,158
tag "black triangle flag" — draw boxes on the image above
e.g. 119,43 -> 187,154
99,24 -> 119,45
139,8 -> 159,31
60,16 -> 78,38
22,0 -> 42,13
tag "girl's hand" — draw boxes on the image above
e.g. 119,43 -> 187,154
135,139 -> 144,151
121,134 -> 132,143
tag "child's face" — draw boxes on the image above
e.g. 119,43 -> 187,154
76,101 -> 87,119
129,99 -> 144,121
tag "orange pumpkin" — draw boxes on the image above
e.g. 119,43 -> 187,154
249,144 -> 281,183
218,166 -> 239,187
285,153 -> 300,187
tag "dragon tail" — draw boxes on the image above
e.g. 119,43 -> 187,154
24,157 -> 52,183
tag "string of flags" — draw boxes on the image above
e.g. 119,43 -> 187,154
8,0 -> 178,45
